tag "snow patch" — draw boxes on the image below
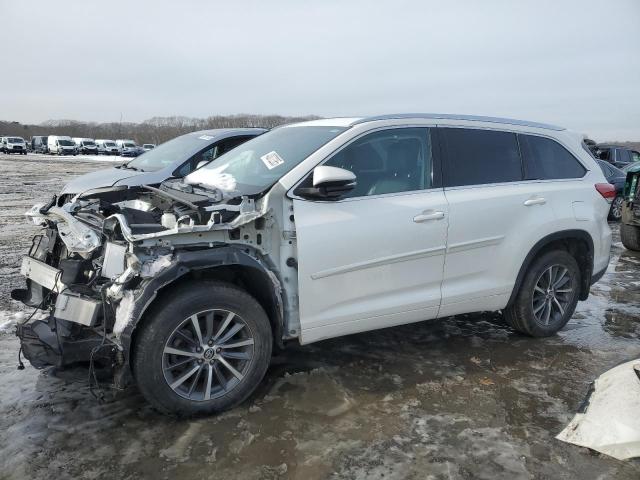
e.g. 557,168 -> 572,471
0,311 -> 26,333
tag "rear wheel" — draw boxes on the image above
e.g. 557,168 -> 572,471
133,282 -> 272,415
505,250 -> 580,337
621,223 -> 640,251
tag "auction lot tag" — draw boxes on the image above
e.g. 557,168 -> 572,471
260,151 -> 285,169
199,135 -> 214,140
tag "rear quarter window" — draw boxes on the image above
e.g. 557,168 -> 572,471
519,134 -> 586,180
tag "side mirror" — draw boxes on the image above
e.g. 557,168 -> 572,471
196,160 -> 209,170
295,166 -> 356,200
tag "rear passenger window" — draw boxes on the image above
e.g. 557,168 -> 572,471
520,135 -> 586,180
440,128 -> 522,187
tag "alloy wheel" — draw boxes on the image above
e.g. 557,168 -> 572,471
611,196 -> 623,220
162,309 -> 255,401
532,265 -> 574,326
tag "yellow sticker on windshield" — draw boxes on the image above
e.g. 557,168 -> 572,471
260,151 -> 285,170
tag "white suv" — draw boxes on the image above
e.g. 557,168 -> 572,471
14,114 -> 613,415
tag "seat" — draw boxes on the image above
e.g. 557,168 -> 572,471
368,139 -> 422,195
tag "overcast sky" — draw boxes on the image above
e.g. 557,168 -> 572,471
1,0 -> 639,140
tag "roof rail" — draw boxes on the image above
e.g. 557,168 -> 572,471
351,113 -> 565,131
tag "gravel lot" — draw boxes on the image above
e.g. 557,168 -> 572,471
1,153 -> 639,479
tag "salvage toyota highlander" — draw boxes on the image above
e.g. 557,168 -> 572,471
12,114 -> 613,415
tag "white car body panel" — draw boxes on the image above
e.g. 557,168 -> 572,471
295,188 -> 448,344
285,116 -> 611,343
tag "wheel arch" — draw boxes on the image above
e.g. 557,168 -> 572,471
121,246 -> 284,364
506,229 -> 594,306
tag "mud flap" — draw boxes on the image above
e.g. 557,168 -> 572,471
556,359 -> 640,460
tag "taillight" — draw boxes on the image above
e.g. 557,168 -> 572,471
595,183 -> 616,203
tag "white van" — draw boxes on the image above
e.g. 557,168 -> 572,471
95,139 -> 119,155
1,136 -> 27,154
73,138 -> 98,155
47,136 -> 77,156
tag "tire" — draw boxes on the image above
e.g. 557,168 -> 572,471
621,223 -> 640,251
132,281 -> 273,416
504,250 -> 580,337
609,196 -> 624,221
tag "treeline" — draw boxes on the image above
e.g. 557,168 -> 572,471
0,114 -> 320,145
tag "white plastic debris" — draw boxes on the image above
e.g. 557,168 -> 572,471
113,290 -> 136,338
556,359 -> 640,460
140,255 -> 172,278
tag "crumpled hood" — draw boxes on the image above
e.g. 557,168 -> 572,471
61,167 -> 143,195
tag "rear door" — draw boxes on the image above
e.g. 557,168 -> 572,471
437,127 -> 556,317
293,127 -> 448,343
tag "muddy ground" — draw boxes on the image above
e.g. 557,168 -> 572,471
1,153 -> 639,479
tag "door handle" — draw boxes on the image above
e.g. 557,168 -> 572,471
524,197 -> 546,206
413,210 -> 445,223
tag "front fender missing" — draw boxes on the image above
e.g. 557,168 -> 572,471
117,246 -> 284,361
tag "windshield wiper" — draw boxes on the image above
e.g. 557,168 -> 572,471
117,163 -> 142,172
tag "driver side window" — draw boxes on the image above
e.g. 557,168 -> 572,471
323,127 -> 432,199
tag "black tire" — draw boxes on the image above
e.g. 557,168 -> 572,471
132,281 -> 272,416
504,250 -> 580,337
621,223 -> 640,251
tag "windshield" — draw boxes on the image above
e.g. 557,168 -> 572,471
105,141 -> 116,147
83,141 -> 95,146
58,139 -> 74,146
185,125 -> 348,196
8,137 -> 23,143
124,142 -> 136,148
128,133 -> 222,172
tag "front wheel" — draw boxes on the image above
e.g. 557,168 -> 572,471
504,250 -> 580,337
133,282 -> 273,416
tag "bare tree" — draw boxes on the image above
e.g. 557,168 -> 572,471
0,113 -> 320,145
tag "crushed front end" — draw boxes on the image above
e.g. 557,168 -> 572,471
11,180 -> 284,386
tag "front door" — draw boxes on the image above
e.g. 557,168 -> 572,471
292,127 -> 448,343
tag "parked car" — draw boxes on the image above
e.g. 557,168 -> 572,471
622,162 -> 640,173
48,135 -> 78,155
621,163 -> 640,251
143,143 -> 156,151
1,136 -> 27,155
13,114 -> 612,415
95,139 -> 119,155
60,128 -> 266,197
31,136 -> 49,153
597,160 -> 626,220
73,138 -> 98,155
115,139 -> 138,157
595,144 -> 640,169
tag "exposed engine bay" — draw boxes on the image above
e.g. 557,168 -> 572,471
12,180 -> 294,387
